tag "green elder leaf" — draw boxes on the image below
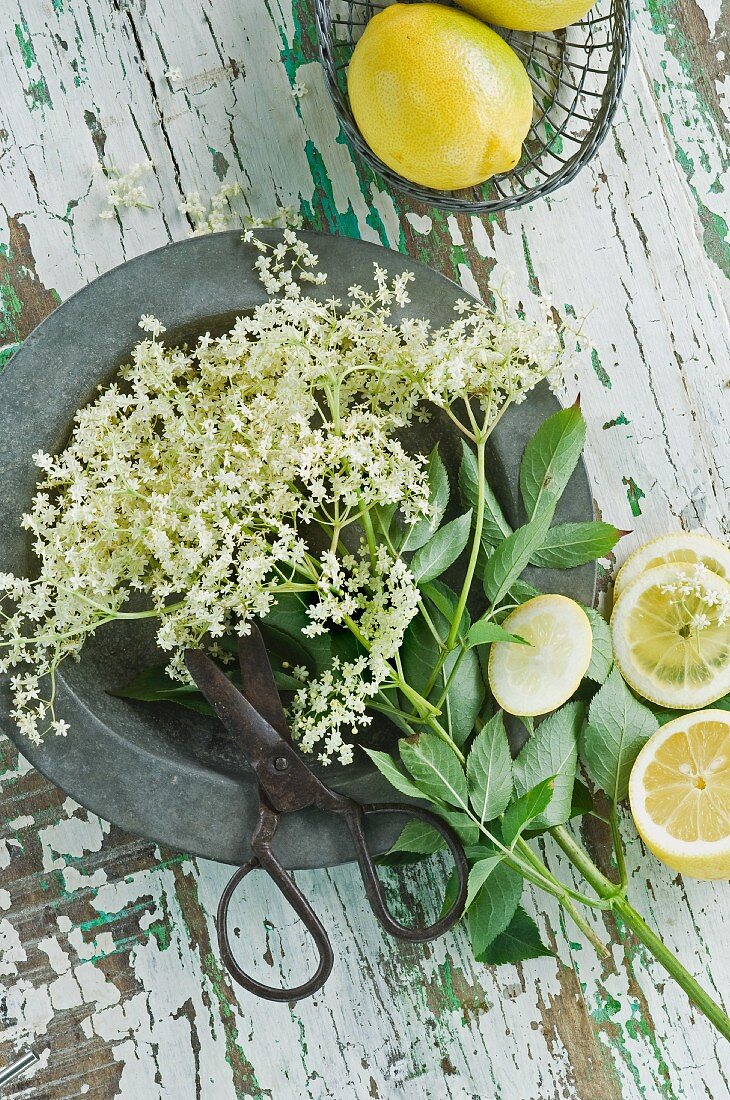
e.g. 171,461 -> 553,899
483,510 -> 552,607
513,703 -> 583,830
467,862 -> 523,957
401,602 -> 483,747
465,855 -> 503,911
430,807 -> 480,845
410,510 -> 472,584
522,777 -> 593,839
442,646 -> 485,746
569,778 -> 594,819
400,733 -> 469,810
458,440 -> 513,550
362,749 -> 427,802
520,402 -> 586,522
113,664 -> 199,702
381,820 -> 445,863
476,906 -> 554,965
401,446 -> 450,552
466,618 -> 529,649
466,713 -> 513,825
501,777 -> 555,846
580,667 -> 659,803
531,521 -> 622,569
583,607 -> 613,684
420,580 -> 461,625
491,580 -> 541,623
439,867 -> 460,920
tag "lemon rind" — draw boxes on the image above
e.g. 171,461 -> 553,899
614,530 -> 730,599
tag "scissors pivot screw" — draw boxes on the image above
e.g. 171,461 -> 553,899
274,756 -> 289,772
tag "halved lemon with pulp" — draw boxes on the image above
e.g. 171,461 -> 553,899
612,563 -> 730,709
488,594 -> 592,716
614,531 -> 730,600
629,711 -> 730,879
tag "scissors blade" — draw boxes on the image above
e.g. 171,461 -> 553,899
184,647 -> 319,812
238,625 -> 289,742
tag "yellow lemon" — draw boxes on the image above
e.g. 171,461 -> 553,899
488,595 -> 592,716
614,530 -> 730,600
629,711 -> 730,880
611,563 -> 730,710
347,3 -> 533,190
455,0 -> 597,32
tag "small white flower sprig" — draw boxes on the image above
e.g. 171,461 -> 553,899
660,563 -> 730,630
96,160 -> 154,219
0,234 -> 576,760
179,183 -> 302,238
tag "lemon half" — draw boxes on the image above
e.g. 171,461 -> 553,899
614,531 -> 730,600
488,594 -> 592,716
629,711 -> 730,880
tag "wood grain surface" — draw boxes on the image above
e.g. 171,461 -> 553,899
0,1 -> 728,1097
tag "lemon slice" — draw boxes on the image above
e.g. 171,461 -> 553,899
612,563 -> 730,710
629,711 -> 730,879
488,595 -> 592,716
614,531 -> 730,599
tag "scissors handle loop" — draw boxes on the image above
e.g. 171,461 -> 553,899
216,855 -> 334,1003
351,803 -> 469,941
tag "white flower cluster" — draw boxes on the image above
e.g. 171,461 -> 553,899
96,161 -> 154,219
660,563 -> 730,630
179,183 -> 302,238
290,547 -> 421,763
247,228 -> 327,296
1,243 -> 572,758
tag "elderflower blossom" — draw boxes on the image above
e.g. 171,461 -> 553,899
1,239 -> 575,759
290,546 -> 421,763
179,183 -> 244,235
96,160 -> 154,219
660,563 -> 730,628
179,182 -> 302,239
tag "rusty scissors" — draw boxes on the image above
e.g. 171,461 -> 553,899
185,628 -> 468,1002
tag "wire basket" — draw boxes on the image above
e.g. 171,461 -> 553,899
315,0 -> 631,213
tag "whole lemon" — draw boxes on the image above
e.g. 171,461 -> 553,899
347,3 -> 533,190
455,0 -> 597,32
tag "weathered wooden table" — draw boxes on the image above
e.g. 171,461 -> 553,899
1,1 -> 728,1097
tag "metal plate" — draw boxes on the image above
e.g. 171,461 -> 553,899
0,231 -> 596,869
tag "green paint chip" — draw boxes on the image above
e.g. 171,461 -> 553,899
209,147 -> 230,181
14,22 -> 35,69
591,348 -> 612,389
603,411 -> 629,429
622,476 -> 645,517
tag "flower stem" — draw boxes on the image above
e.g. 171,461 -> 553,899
358,495 -> 379,572
422,437 -> 487,698
550,824 -> 730,1042
609,804 -> 628,888
549,824 -> 618,897
613,898 -> 730,1042
446,436 -> 485,650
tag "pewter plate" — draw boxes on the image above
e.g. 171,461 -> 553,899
0,231 -> 596,868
